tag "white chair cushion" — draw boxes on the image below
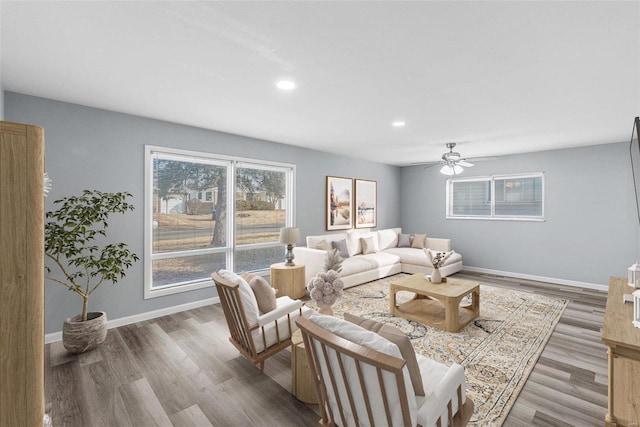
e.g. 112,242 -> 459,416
415,355 -> 467,427
252,300 -> 312,353
309,314 -> 417,427
218,269 -> 259,326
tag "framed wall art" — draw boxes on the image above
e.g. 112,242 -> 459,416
326,176 -> 353,230
355,179 -> 377,228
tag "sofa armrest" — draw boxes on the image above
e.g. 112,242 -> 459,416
292,247 -> 327,285
426,237 -> 451,252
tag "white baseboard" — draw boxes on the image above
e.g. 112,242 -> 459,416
45,296 -> 220,344
462,266 -> 609,292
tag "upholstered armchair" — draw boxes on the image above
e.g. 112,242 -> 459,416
296,314 -> 474,427
212,270 -> 311,372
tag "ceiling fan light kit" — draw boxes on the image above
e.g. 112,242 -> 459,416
410,142 -> 498,174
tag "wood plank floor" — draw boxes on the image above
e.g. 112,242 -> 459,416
45,271 -> 610,426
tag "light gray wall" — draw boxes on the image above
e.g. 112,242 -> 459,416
400,143 -> 638,286
5,92 -> 401,334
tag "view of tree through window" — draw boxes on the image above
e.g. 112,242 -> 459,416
146,148 -> 294,297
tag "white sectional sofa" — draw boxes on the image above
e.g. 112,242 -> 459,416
293,228 -> 463,289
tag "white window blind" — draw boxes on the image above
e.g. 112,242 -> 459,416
447,173 -> 544,220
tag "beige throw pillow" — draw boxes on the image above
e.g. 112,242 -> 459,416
360,235 -> 378,254
241,272 -> 277,314
343,313 -> 425,396
315,239 -> 332,251
411,233 -> 427,249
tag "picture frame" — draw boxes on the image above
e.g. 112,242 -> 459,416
354,179 -> 377,229
326,176 -> 353,230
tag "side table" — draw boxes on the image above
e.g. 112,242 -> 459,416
291,330 -> 317,404
270,263 -> 305,299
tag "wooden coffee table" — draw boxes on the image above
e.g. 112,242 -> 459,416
389,274 -> 480,332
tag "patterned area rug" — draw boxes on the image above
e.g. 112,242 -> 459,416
306,273 -> 568,426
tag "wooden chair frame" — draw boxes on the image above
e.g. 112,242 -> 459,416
212,272 -> 302,372
296,316 -> 474,427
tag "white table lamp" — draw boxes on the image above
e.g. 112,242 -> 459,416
279,227 -> 300,266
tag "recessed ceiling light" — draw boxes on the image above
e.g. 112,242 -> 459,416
392,121 -> 406,127
276,80 -> 296,90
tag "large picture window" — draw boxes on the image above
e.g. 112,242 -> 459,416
446,173 -> 544,221
145,146 -> 294,298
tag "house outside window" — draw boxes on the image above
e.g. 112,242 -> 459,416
145,146 -> 295,298
446,173 -> 544,221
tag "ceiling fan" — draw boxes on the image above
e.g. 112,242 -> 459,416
413,143 -> 497,175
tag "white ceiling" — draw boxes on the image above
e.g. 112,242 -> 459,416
1,1 -> 639,166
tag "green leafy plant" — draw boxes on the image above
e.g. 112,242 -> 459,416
45,190 -> 140,321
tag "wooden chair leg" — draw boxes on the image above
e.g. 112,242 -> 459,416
259,361 -> 265,373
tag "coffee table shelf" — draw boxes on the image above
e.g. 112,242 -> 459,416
390,274 -> 480,333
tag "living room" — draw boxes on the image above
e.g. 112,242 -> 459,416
1,1 -> 639,426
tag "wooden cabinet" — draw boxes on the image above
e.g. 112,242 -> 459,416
0,121 -> 45,426
602,276 -> 640,427
270,263 -> 305,299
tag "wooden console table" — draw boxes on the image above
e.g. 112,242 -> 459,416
602,276 -> 640,427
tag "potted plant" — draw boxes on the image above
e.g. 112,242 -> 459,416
45,190 -> 139,353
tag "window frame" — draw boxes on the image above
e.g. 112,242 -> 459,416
144,145 -> 295,299
446,172 -> 545,221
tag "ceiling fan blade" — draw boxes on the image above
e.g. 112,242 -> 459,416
409,160 -> 445,167
458,161 -> 474,167
422,162 -> 445,170
464,156 -> 498,162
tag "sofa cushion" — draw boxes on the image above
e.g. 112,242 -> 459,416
360,235 -> 379,254
307,233 -> 346,249
331,239 -> 350,258
377,228 -> 399,250
340,256 -> 378,277
411,233 -> 427,249
358,252 -> 401,269
314,239 -> 332,251
343,313 -> 425,396
346,229 -> 374,256
398,233 -> 412,247
384,247 -> 462,267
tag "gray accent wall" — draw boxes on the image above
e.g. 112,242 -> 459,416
0,84 -> 4,120
400,142 -> 638,286
5,92 -> 401,334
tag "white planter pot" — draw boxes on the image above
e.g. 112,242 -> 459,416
62,311 -> 107,353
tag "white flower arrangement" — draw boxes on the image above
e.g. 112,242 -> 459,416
426,249 -> 454,269
307,270 -> 344,307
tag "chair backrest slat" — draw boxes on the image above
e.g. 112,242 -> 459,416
297,316 -> 412,427
212,273 -> 257,358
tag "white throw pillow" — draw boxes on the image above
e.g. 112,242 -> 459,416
377,228 -> 399,250
360,235 -> 379,254
314,239 -> 332,251
219,270 -> 259,326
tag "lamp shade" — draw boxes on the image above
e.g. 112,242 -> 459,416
279,227 -> 300,245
